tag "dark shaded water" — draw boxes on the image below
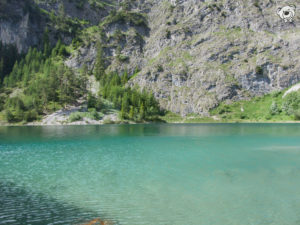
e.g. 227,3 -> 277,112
0,181 -> 99,225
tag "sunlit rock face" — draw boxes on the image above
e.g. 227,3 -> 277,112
68,0 -> 300,116
127,0 -> 300,115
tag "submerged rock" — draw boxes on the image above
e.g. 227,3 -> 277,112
81,218 -> 114,225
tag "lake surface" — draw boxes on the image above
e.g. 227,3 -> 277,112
1,124 -> 300,225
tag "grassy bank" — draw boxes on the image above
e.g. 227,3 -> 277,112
210,90 -> 299,122
161,89 -> 300,123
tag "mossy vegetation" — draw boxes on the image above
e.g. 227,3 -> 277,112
160,88 -> 300,123
210,89 -> 300,122
101,10 -> 148,28
161,112 -> 218,123
68,110 -> 103,122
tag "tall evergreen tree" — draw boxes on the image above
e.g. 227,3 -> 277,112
43,28 -> 51,57
94,41 -> 105,80
139,103 -> 145,120
0,57 -> 4,81
129,105 -> 134,119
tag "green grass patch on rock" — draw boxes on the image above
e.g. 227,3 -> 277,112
210,90 -> 300,122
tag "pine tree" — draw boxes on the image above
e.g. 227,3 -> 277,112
270,101 -> 279,115
117,95 -> 122,109
121,70 -> 128,85
5,110 -> 15,123
43,28 -> 51,57
95,97 -> 102,111
131,91 -> 138,107
52,40 -> 62,57
79,66 -> 88,96
122,93 -> 129,112
87,93 -> 97,109
22,64 -> 30,86
94,41 -> 105,80
139,103 -> 145,120
81,64 -> 88,77
120,104 -> 126,119
58,3 -> 65,23
50,10 -> 56,24
0,57 -> 4,82
129,105 -> 134,119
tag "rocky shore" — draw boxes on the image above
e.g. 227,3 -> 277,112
29,108 -> 121,126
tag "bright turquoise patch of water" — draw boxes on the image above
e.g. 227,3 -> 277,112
1,124 -> 300,225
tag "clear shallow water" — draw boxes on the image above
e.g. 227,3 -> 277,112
1,124 -> 300,225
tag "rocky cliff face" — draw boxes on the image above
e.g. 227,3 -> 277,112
129,0 -> 300,116
2,0 -> 300,116
0,0 -> 45,52
0,0 -> 113,52
66,0 -> 300,116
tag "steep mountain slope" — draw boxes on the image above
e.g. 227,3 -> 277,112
66,0 -> 300,116
1,0 -> 300,121
131,0 -> 300,116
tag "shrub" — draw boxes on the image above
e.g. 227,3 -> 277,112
294,110 -> 300,120
24,109 -> 38,122
156,64 -> 164,72
113,29 -> 125,41
255,66 -> 263,75
282,91 -> 300,115
103,118 -> 114,124
4,108 -> 23,122
69,112 -> 83,122
105,11 -> 148,28
271,90 -> 281,98
265,114 -> 271,120
169,5 -> 175,13
166,30 -> 171,39
87,93 -> 97,108
117,54 -> 129,62
72,37 -> 83,49
75,0 -> 85,9
0,94 -> 5,111
269,101 -> 280,115
218,105 -> 231,114
239,113 -> 248,119
5,110 -> 15,122
87,109 -> 102,120
95,99 -> 103,111
58,45 -> 69,57
14,109 -> 24,122
254,0 -> 260,8
5,97 -> 25,111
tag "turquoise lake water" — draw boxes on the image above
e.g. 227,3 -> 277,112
1,124 -> 300,225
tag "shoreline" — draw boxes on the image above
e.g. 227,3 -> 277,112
1,120 -> 300,127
